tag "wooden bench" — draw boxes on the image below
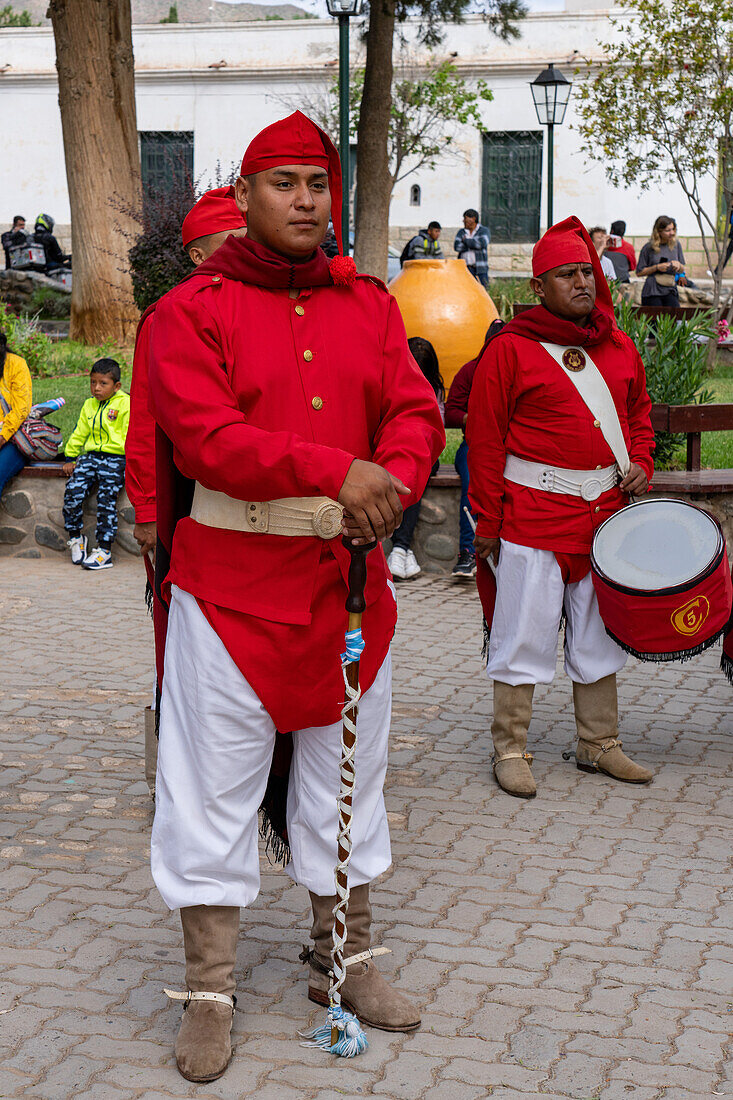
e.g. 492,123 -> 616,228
650,403 -> 733,494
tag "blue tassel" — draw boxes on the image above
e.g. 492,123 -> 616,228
300,1005 -> 368,1057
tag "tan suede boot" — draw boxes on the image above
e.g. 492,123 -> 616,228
171,905 -> 239,1083
571,675 -> 653,784
491,681 -> 536,798
305,885 -> 420,1033
144,706 -> 157,800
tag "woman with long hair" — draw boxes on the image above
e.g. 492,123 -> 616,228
0,332 -> 32,497
387,336 -> 445,580
636,215 -> 686,307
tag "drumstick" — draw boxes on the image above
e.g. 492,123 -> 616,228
463,506 -> 497,578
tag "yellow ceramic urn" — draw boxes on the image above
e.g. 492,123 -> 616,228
388,258 -> 499,389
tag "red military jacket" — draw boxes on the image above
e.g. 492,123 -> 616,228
467,311 -> 654,555
147,238 -> 445,730
125,306 -> 158,525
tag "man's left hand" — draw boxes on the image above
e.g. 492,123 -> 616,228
620,462 -> 649,496
134,522 -> 157,559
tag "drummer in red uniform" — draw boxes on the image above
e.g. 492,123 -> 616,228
147,112 -> 444,1083
468,216 -> 655,799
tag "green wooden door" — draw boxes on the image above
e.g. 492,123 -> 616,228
140,131 -> 194,197
481,131 -> 543,243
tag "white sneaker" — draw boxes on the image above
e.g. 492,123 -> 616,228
82,547 -> 113,570
67,534 -> 87,565
402,549 -> 421,579
387,546 -> 408,580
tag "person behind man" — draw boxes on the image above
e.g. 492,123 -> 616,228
606,219 -> 636,275
146,111 -> 444,1082
444,323 -> 502,580
32,214 -> 70,275
387,336 -> 444,580
467,215 -> 655,799
0,331 -> 32,497
2,216 -> 27,268
401,221 -> 443,264
588,226 -> 618,283
62,358 -> 129,571
455,208 -> 490,287
636,215 -> 685,307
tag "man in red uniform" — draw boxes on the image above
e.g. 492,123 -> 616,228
147,112 -> 444,1082
125,186 -> 246,797
468,216 -> 655,799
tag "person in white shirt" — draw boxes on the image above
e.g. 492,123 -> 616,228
589,226 -> 617,282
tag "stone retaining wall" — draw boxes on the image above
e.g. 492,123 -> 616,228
5,469 -> 731,575
0,473 -> 138,560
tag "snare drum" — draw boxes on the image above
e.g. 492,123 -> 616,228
591,498 -> 733,661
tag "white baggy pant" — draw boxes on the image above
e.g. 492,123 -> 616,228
487,540 -> 627,686
151,586 -> 392,910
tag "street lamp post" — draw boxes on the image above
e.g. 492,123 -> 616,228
326,0 -> 362,253
530,63 -> 573,230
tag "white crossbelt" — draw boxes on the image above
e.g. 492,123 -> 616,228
504,455 -> 618,501
190,483 -> 344,539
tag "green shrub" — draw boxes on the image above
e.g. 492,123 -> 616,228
490,277 -> 533,322
0,301 -> 52,376
615,299 -> 715,464
27,285 -> 71,319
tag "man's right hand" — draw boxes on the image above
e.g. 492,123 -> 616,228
133,521 -> 157,559
338,459 -> 409,545
474,535 -> 499,563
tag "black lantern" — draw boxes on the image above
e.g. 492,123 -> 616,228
530,64 -> 573,227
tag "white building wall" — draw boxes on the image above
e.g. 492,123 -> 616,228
0,13 -> 715,250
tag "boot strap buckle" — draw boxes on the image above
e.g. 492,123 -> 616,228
343,946 -> 391,968
164,988 -> 235,1013
492,751 -> 534,769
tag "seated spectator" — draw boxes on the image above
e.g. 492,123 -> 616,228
637,215 -> 685,307
32,214 -> 71,275
588,226 -> 617,282
401,222 -> 443,265
0,331 -> 32,497
387,336 -> 444,580
2,215 -> 27,268
62,358 -> 129,571
444,322 -> 502,579
455,209 -> 490,288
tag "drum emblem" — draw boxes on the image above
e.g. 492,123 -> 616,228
562,348 -> 586,372
670,596 -> 710,636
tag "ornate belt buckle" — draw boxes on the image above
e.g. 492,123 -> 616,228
311,500 -> 344,539
580,477 -> 602,502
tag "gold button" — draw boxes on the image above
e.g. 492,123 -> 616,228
593,419 -> 601,428
304,349 -> 313,362
295,304 -> 305,316
312,396 -> 323,410
594,506 -> 600,513
212,275 -> 221,283
596,464 -> 602,470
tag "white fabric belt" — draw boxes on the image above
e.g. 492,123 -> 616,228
190,483 -> 344,539
164,988 -> 235,1011
504,455 -> 618,501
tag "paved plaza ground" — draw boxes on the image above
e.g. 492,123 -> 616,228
0,556 -> 731,1100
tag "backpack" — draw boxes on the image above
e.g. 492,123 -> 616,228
399,239 -> 412,268
0,394 -> 64,460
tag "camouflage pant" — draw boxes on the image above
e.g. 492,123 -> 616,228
63,451 -> 126,547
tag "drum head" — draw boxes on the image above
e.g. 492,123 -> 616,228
592,498 -> 722,592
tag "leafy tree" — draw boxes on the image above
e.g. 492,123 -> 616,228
354,0 -> 526,280
292,57 -> 492,198
0,5 -> 35,26
159,4 -> 178,22
574,0 -> 733,334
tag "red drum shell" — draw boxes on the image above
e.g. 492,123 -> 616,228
592,518 -> 733,662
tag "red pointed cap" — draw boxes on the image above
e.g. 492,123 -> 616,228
532,215 -> 615,324
240,110 -> 344,255
181,186 -> 246,248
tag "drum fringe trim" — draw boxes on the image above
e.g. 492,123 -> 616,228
145,579 -> 154,619
258,772 -> 292,868
604,625 -> 727,664
721,651 -> 733,685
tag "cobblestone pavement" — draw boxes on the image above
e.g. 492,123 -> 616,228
0,557 -> 732,1100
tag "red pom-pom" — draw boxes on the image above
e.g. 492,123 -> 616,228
330,255 -> 357,287
610,329 -> 625,346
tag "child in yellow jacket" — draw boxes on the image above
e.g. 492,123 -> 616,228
62,358 -> 129,570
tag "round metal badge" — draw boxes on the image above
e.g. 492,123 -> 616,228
562,348 -> 586,372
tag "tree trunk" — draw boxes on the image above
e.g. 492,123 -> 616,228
353,0 -> 395,281
49,0 -> 141,344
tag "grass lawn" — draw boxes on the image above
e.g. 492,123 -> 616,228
667,355 -> 733,470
